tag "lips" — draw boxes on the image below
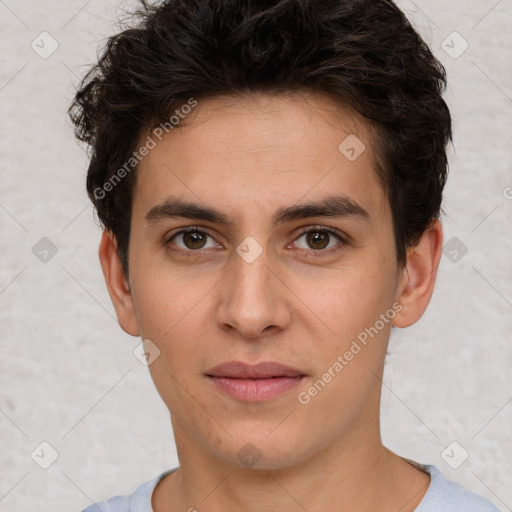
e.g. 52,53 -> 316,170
205,361 -> 305,379
205,361 -> 306,402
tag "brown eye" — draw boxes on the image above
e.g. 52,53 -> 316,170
168,229 -> 216,251
305,230 -> 330,250
182,230 -> 207,249
294,227 -> 345,253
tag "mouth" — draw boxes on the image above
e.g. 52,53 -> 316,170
205,361 -> 306,402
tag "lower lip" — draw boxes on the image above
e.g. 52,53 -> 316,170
207,376 -> 304,402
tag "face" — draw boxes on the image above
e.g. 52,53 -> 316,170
124,92 -> 405,470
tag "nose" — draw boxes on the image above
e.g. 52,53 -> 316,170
215,245 -> 291,340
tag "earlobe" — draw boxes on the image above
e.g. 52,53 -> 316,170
392,220 -> 443,328
98,230 -> 140,336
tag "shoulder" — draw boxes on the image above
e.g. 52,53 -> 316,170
415,464 -> 501,512
81,470 -> 174,512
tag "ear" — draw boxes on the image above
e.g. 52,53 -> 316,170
98,230 -> 140,336
392,219 -> 443,328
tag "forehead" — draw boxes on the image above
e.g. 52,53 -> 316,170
133,91 -> 389,226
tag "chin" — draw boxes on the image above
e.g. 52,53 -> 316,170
209,428 -> 314,472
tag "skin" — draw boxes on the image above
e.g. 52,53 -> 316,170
99,91 -> 443,512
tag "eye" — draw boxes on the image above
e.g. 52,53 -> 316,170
167,228 -> 218,252
292,226 -> 345,254
165,225 -> 347,256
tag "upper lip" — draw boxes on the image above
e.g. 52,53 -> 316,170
205,361 -> 305,379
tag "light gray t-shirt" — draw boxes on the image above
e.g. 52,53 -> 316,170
83,463 -> 501,512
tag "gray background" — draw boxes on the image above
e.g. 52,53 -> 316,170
0,0 -> 511,510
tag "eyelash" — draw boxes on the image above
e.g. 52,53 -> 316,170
165,225 -> 348,258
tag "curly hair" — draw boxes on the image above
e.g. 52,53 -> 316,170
69,0 -> 452,277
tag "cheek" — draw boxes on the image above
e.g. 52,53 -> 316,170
130,268 -> 218,383
130,262 -> 208,337
301,255 -> 397,340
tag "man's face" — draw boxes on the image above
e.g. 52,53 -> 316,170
126,92 -> 403,469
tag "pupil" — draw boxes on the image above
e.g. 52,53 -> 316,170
185,231 -> 206,249
308,231 -> 328,250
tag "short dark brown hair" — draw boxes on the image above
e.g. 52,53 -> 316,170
69,0 -> 452,276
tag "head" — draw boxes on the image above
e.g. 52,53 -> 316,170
70,0 -> 451,471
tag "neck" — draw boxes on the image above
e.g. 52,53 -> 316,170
153,417 -> 430,512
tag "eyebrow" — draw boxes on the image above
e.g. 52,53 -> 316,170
145,194 -> 370,226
